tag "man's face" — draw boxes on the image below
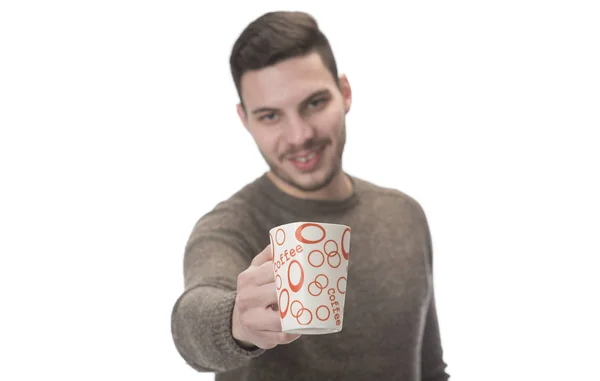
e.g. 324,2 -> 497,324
237,52 -> 352,194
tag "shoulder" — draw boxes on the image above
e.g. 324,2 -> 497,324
188,176 -> 268,245
352,176 -> 435,267
352,175 -> 428,220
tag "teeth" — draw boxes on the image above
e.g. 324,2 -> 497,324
295,152 -> 316,163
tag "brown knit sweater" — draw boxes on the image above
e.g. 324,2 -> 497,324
171,173 -> 450,380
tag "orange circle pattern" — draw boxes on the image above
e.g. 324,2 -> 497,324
308,250 -> 325,268
279,288 -> 290,319
287,260 -> 304,293
308,274 -> 329,296
337,276 -> 347,294
290,300 -> 313,325
295,223 -> 326,244
341,227 -> 351,260
316,305 -> 331,321
275,223 -> 350,327
276,228 -> 286,246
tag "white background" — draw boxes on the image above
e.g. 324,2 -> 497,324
1,1 -> 599,380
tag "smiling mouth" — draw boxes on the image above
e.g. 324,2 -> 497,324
288,146 -> 325,172
292,151 -> 317,163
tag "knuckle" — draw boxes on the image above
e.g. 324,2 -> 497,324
239,312 -> 259,332
235,291 -> 245,304
240,310 -> 260,331
235,292 -> 250,311
238,315 -> 250,329
237,271 -> 249,285
238,313 -> 252,328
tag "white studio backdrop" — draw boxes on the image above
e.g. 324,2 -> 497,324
1,1 -> 599,380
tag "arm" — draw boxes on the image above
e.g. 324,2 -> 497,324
170,203 -> 265,372
419,204 -> 450,381
421,290 -> 450,381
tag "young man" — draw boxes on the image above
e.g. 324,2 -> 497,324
171,11 -> 450,381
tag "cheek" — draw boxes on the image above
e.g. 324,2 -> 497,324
310,108 -> 344,137
256,130 -> 283,156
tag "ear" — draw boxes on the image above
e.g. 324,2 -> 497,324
339,74 -> 352,114
236,103 -> 249,129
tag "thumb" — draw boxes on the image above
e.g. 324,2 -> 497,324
251,244 -> 273,267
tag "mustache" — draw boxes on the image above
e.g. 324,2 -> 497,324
280,139 -> 330,160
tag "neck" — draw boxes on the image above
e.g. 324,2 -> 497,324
266,170 -> 353,201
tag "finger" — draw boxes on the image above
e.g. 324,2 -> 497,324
251,261 -> 276,286
256,331 -> 302,347
237,281 -> 277,309
251,244 -> 273,267
242,302 -> 284,332
253,282 -> 279,308
258,309 -> 286,332
240,261 -> 275,288
280,332 -> 302,344
242,312 -> 301,349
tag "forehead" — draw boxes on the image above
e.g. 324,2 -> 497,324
240,52 -> 337,110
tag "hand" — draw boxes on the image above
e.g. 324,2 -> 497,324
232,244 -> 301,349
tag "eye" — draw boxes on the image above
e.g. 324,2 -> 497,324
308,98 -> 326,108
258,112 -> 279,123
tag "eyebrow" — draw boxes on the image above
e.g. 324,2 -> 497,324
250,89 -> 332,115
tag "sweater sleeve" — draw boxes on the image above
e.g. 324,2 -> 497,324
420,290 -> 450,381
417,202 -> 450,381
170,202 -> 267,372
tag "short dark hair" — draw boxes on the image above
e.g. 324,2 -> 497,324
229,11 -> 339,106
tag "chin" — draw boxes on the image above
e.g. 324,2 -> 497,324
283,167 -> 339,193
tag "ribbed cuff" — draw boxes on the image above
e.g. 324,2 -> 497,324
172,285 -> 265,372
211,290 -> 265,361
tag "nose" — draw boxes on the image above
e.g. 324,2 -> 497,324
285,114 -> 316,147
